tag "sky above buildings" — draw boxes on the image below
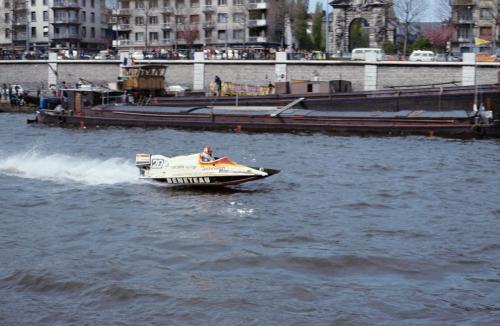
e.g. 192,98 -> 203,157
310,0 -> 448,22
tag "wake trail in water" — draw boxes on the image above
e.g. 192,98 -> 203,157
0,151 -> 138,186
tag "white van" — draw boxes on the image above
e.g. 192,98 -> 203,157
409,50 -> 435,62
351,48 -> 385,61
131,51 -> 145,60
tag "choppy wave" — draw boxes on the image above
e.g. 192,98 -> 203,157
0,151 -> 138,186
2,270 -> 87,293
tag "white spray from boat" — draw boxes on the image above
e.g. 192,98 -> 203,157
0,151 -> 138,186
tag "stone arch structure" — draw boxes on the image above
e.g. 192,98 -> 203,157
328,0 -> 395,54
348,17 -> 370,50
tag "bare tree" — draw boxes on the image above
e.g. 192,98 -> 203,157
138,0 -> 156,54
0,3 -> 12,49
394,0 -> 428,55
174,5 -> 198,52
230,0 -> 249,46
484,0 -> 499,52
434,0 -> 452,23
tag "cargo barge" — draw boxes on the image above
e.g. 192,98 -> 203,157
31,87 -> 500,138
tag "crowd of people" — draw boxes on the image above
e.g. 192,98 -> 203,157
1,84 -> 27,108
0,47 -> 337,61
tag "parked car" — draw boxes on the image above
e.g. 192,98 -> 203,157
351,48 -> 385,61
409,50 -> 435,62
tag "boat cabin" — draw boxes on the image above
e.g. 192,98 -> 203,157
62,87 -> 126,113
117,64 -> 166,96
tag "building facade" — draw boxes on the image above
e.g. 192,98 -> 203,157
328,0 -> 395,54
451,0 -> 500,53
111,0 -> 286,51
0,0 -> 109,53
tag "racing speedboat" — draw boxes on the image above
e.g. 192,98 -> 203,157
135,153 -> 279,186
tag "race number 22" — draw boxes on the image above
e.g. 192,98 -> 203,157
151,159 -> 164,169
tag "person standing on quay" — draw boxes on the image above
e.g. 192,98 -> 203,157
214,75 -> 222,96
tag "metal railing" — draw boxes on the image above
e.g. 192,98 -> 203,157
52,32 -> 80,39
247,19 -> 267,27
52,0 -> 80,8
202,5 -> 215,11
53,17 -> 80,24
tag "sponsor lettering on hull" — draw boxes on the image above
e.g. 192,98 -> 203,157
163,177 -> 211,184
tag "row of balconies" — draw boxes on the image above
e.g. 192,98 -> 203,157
53,17 -> 81,24
111,19 -> 266,31
113,2 -> 267,16
52,0 -> 80,9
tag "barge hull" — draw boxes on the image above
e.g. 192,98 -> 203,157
35,110 -> 499,138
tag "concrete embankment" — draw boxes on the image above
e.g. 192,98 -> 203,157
0,54 -> 499,92
0,101 -> 35,113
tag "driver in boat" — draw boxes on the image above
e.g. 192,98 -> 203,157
201,145 -> 215,162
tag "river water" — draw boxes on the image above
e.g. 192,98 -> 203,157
0,113 -> 499,325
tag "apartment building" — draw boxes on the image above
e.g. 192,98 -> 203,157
0,0 -> 109,53
111,0 -> 285,51
451,0 -> 499,53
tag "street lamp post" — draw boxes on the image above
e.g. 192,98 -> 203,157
325,0 -> 329,55
225,17 -> 228,59
25,0 -> 30,56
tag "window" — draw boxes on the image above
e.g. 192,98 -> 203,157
217,13 -> 227,23
191,0 -> 199,8
4,13 -> 10,23
31,26 -> 36,37
150,0 -> 158,8
149,16 -> 158,24
91,27 -> 95,37
31,11 -> 36,22
233,13 -> 244,23
136,0 -> 144,8
43,0 -> 47,5
175,15 -> 184,24
82,0 -> 86,6
5,1 -> 10,9
91,0 -> 94,8
190,14 -> 199,23
5,29 -> 10,39
135,16 -> 144,25
149,31 -> 158,41
233,29 -> 243,39
234,0 -> 243,5
480,26 -> 492,37
480,8 -> 492,19
217,30 -> 226,40
163,0 -> 170,7
31,0 -> 36,5
43,26 -> 49,37
163,30 -> 170,39
82,26 -> 87,37
43,11 -> 48,21
135,32 -> 144,41
217,0 -> 226,5
176,0 -> 184,9
82,11 -> 86,21
163,14 -> 170,22
91,12 -> 95,23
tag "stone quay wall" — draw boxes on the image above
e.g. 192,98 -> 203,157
0,54 -> 499,92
